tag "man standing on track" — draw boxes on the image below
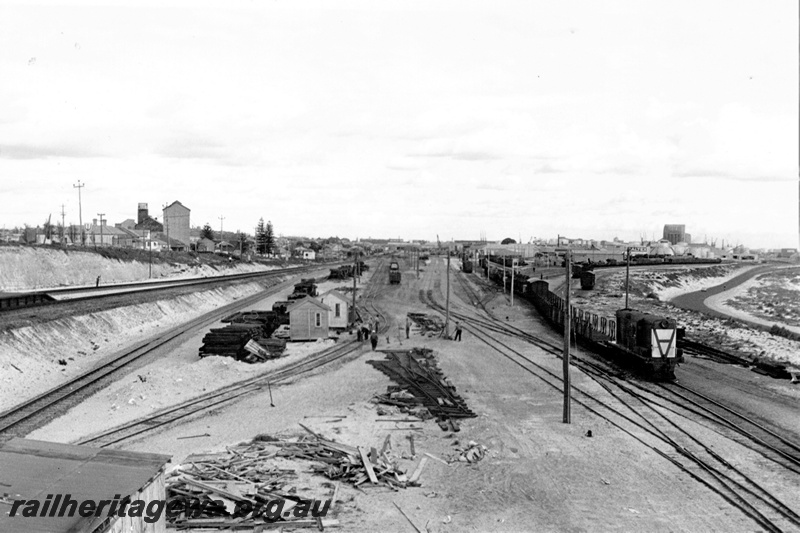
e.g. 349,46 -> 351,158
454,321 -> 463,341
405,316 -> 411,339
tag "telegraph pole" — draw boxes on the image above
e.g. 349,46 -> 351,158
219,216 -> 225,243
97,213 -> 105,248
511,257 -> 515,306
60,204 -> 66,246
445,252 -> 451,338
625,247 -> 631,309
563,250 -> 572,423
163,203 -> 170,253
73,180 -> 84,245
351,251 -> 358,326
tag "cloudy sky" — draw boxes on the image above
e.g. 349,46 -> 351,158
1,0 -> 797,248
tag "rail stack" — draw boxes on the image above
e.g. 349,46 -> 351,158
369,348 -> 476,431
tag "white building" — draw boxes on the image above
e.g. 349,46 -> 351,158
319,290 -> 350,329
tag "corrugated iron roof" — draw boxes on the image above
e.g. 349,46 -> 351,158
0,438 -> 170,533
287,297 -> 331,313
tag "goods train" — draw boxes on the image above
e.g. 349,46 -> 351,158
485,273 -> 682,380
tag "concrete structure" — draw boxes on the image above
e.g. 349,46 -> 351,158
319,290 -> 350,329
663,224 -> 690,245
162,201 -> 191,248
288,297 -> 331,341
0,438 -> 170,533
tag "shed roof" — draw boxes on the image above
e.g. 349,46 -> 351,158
287,297 -> 331,313
0,438 -> 170,533
320,289 -> 349,304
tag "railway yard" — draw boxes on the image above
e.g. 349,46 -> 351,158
1,255 -> 800,532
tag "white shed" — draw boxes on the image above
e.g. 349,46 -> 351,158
288,297 -> 331,341
319,290 -> 350,329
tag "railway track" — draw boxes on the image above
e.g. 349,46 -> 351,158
421,267 -> 800,532
0,279 -> 303,440
74,260 -> 391,447
0,263 -> 332,312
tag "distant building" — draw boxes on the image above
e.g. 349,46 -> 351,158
196,237 -> 216,252
86,219 -> 129,247
288,297 -> 331,341
162,201 -> 191,247
663,224 -> 690,245
135,203 -> 164,233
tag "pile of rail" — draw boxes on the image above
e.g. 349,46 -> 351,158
165,441 -> 338,530
199,311 -> 286,363
368,348 -> 476,431
274,431 -> 420,490
406,312 -> 444,335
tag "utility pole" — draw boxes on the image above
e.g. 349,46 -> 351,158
163,203 -> 170,253
60,204 -> 66,246
73,180 -> 84,245
219,216 -> 225,243
445,252 -> 451,338
563,250 -> 571,424
352,251 -> 358,326
511,257 -> 515,306
625,247 -> 631,309
97,213 -> 105,248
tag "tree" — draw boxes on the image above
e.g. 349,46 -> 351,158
256,218 -> 267,255
200,223 -> 215,240
501,238 -> 516,245
237,232 -> 249,254
264,221 -> 275,255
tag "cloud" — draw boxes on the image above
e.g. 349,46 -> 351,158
0,143 -> 104,160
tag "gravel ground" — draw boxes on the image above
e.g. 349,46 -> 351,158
19,256 -> 800,531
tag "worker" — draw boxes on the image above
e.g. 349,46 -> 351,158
454,321 -> 463,341
96,276 -> 101,287
405,316 -> 411,339
370,330 -> 379,351
356,323 -> 363,342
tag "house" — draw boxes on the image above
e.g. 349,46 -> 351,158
288,297 -> 331,341
0,437 -> 170,533
302,250 -> 316,260
134,203 -> 164,233
319,290 -> 350,329
196,237 -> 216,253
85,220 -> 130,247
216,240 -> 235,254
154,233 -> 187,252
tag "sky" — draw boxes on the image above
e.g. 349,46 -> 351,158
1,0 -> 797,248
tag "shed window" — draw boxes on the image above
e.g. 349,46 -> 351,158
335,303 -> 341,317
315,312 -> 321,327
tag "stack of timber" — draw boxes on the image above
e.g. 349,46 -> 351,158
166,443 -> 339,530
289,278 -> 318,300
199,324 -> 285,363
406,312 -> 444,335
368,348 -> 476,431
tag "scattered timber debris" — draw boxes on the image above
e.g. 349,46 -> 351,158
369,348 -> 476,432
272,430 -> 417,490
289,279 -> 318,300
406,313 -> 444,336
451,441 -> 488,464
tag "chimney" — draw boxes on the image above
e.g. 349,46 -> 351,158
92,218 -> 97,226
138,203 -> 148,224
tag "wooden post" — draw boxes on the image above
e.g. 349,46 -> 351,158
445,253 -> 451,337
563,250 -> 571,424
352,252 -> 357,326
510,257 -> 515,306
625,247 -> 631,309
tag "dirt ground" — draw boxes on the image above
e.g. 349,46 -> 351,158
24,256 -> 796,531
